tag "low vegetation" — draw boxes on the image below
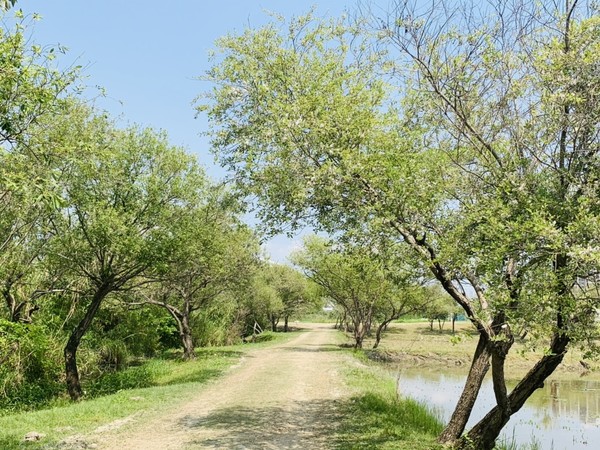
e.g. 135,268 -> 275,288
337,355 -> 443,450
0,331 -> 295,449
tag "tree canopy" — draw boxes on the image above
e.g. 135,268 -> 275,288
200,1 -> 600,447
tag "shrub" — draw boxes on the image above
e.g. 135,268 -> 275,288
0,320 -> 63,411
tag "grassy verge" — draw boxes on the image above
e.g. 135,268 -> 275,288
337,351 -> 444,450
0,330 -> 298,450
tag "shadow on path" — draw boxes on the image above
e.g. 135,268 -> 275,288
179,399 -> 345,449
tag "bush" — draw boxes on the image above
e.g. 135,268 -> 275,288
0,320 -> 63,411
85,364 -> 154,397
98,340 -> 129,371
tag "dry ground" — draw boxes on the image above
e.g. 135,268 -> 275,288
91,323 -> 354,450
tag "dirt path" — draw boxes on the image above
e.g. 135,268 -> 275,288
94,323 -> 353,449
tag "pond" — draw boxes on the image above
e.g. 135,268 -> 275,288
395,367 -> 600,449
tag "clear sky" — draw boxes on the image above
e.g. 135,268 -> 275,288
11,0 -> 361,262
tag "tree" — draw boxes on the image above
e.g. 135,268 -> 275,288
239,263 -> 313,334
264,264 -> 313,332
423,287 -> 455,332
200,4 -> 600,448
48,104 -> 203,400
244,268 -> 283,333
131,191 -> 260,360
293,236 -> 421,349
0,15 -> 78,323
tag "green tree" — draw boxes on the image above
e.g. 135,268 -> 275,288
48,104 -> 203,400
293,236 -> 420,349
0,16 -> 78,323
423,288 -> 454,333
264,264 -> 313,332
131,190 -> 260,360
200,4 -> 600,447
245,268 -> 282,334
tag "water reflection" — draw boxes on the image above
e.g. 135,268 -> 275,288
394,367 -> 600,449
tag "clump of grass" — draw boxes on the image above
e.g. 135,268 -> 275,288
335,392 -> 443,450
494,434 -> 542,450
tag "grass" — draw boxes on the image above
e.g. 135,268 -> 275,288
337,350 -> 444,450
0,330 -> 299,450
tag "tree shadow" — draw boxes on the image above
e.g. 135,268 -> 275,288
179,398 -> 346,449
194,349 -> 245,359
379,326 -> 408,335
159,368 -> 225,386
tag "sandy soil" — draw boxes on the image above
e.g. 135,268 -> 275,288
92,323 -> 352,450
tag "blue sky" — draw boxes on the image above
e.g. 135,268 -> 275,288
12,1 -> 361,262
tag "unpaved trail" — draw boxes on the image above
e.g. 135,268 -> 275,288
94,323 -> 353,449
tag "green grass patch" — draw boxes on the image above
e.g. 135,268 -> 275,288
338,353 -> 443,450
0,331 -> 297,449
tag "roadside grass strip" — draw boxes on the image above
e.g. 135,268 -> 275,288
338,353 -> 443,450
0,331 -> 298,449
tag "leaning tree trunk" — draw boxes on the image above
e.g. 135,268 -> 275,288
438,333 -> 491,444
458,333 -> 570,450
373,317 -> 395,349
65,283 -> 111,401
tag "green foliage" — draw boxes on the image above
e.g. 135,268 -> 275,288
0,320 -> 62,411
292,236 -> 424,347
192,296 -> 244,347
239,263 -> 315,334
0,1 -> 17,12
85,365 -> 153,398
97,340 -> 130,371
201,4 -> 600,444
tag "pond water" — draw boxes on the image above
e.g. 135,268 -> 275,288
395,367 -> 600,449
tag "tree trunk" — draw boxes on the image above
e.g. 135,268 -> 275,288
284,315 -> 289,332
64,283 -> 112,401
354,321 -> 365,349
270,315 -> 278,332
438,333 -> 491,444
373,317 -> 394,349
181,314 -> 196,360
354,334 -> 364,349
458,334 -> 569,450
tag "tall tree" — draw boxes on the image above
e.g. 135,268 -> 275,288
293,236 -> 422,349
263,263 -> 313,332
49,104 -> 204,400
200,3 -> 600,448
0,16 -> 78,322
